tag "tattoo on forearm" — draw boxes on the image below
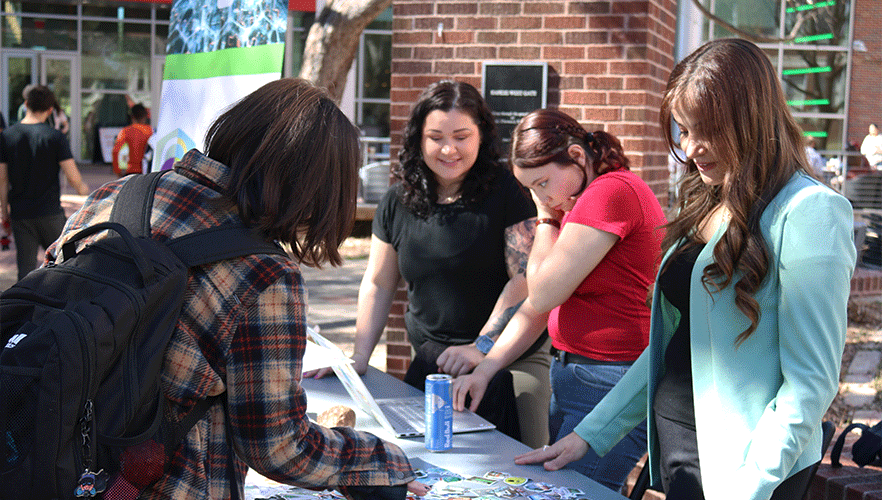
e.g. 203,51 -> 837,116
505,219 -> 537,277
486,299 -> 526,339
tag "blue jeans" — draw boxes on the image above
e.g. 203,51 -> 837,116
549,357 -> 647,493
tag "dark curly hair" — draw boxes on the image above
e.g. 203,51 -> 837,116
394,80 -> 503,218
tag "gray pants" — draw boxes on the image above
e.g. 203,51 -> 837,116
10,212 -> 67,280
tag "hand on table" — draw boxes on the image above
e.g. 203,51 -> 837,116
451,371 -> 492,412
514,432 -> 589,472
302,352 -> 370,379
436,344 -> 484,377
408,480 -> 430,497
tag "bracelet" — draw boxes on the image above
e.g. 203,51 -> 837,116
536,218 -> 561,228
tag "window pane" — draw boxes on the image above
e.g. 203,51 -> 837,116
83,5 -> 152,20
778,49 -> 847,116
360,102 -> 390,138
155,23 -> 169,56
795,117 -> 844,152
361,33 -> 391,100
367,7 -> 392,31
2,2 -> 76,15
784,0 -> 850,46
710,0 -> 780,39
82,21 -> 151,90
81,93 -> 132,162
2,15 -> 77,50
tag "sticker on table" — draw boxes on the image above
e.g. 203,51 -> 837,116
503,476 -> 527,486
522,481 -> 553,492
483,470 -> 508,480
465,476 -> 497,486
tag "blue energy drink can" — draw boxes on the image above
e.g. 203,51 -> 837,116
425,374 -> 453,452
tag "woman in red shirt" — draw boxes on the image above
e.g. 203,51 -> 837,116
453,108 -> 666,492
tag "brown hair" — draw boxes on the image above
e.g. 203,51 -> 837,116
510,108 -> 630,182
204,78 -> 360,267
660,38 -> 814,344
25,85 -> 56,114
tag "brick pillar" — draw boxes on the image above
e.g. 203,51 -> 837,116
385,0 -> 677,378
847,0 -> 882,148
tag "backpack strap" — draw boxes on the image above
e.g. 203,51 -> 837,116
830,422 -> 869,467
109,170 -> 287,265
110,170 -> 165,238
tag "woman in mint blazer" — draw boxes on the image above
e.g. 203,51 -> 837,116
516,38 -> 857,500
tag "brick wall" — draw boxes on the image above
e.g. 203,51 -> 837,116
384,0 -> 678,379
847,0 -> 882,147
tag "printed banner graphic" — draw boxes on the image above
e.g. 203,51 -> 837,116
151,0 -> 287,172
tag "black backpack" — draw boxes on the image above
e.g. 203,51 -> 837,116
0,171 -> 286,499
831,420 -> 882,468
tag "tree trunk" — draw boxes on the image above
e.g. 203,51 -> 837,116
299,0 -> 392,102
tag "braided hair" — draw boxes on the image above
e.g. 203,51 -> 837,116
510,109 -> 630,183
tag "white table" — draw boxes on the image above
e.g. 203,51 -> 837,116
245,367 -> 627,500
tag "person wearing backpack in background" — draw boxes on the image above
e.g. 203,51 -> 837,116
112,103 -> 153,177
44,78 -> 428,500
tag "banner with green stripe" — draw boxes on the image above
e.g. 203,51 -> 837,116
150,0 -> 287,172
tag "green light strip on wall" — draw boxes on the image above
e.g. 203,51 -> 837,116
782,66 -> 832,75
786,1 -> 835,13
793,33 -> 834,43
787,99 -> 831,106
803,131 -> 829,138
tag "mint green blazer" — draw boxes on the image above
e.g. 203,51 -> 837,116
574,172 -> 856,500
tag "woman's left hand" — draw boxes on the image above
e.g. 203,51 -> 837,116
514,432 -> 590,471
530,190 -> 564,221
436,344 -> 484,377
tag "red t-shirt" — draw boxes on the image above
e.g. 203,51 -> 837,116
548,169 -> 666,361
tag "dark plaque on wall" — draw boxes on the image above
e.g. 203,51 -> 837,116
482,62 -> 548,147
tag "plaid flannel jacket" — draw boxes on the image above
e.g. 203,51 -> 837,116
46,150 -> 415,500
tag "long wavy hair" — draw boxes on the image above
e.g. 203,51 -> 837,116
660,38 -> 815,345
205,78 -> 360,267
394,80 -> 503,218
510,109 -> 630,184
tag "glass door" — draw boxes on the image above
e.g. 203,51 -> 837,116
1,50 -> 79,159
41,53 -> 78,160
1,50 -> 37,126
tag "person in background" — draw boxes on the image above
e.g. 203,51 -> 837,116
516,38 -> 855,500
112,103 -> 153,177
0,84 -> 89,280
860,123 -> 882,169
49,98 -> 70,136
309,80 -> 552,449
452,108 -> 665,493
46,78 -> 428,500
804,136 -> 826,178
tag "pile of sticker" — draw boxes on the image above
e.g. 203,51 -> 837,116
407,466 -> 590,500
245,464 -> 592,500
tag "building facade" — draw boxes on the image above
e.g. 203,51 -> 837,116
0,0 -> 392,163
383,0 -> 882,379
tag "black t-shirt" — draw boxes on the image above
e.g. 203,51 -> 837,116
0,122 -> 73,219
653,242 -> 705,428
374,169 -> 536,348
